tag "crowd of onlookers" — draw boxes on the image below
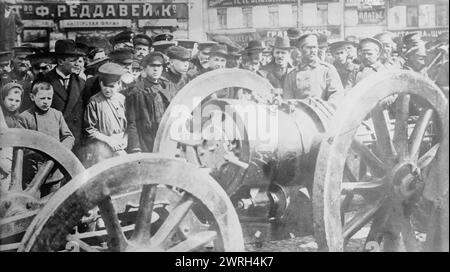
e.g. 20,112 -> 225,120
0,26 -> 448,196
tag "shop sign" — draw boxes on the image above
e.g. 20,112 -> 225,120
60,19 -> 132,29
358,7 -> 385,24
208,0 -> 337,8
390,27 -> 449,42
345,0 -> 385,7
138,19 -> 178,28
22,20 -> 55,28
11,2 -> 188,20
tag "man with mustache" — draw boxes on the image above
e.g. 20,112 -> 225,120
187,40 -> 217,79
133,34 -> 152,61
283,33 -> 343,102
0,51 -> 13,88
260,36 -> 295,89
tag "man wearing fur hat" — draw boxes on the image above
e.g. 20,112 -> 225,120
284,33 -> 343,102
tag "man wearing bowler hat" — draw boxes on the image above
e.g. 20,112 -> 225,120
354,37 -> 386,84
260,36 -> 295,89
163,45 -> 192,92
38,39 -> 86,155
126,51 -> 177,153
284,33 -> 343,102
329,41 -> 359,89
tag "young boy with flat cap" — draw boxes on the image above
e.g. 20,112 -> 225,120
125,51 -> 177,153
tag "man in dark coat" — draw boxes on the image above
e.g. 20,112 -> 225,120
260,36 -> 295,89
126,52 -> 177,153
163,45 -> 192,92
0,1 -> 24,51
37,39 -> 86,154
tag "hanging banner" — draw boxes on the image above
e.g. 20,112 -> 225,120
358,6 -> 386,24
11,2 -> 188,20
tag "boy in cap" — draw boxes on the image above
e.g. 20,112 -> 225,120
81,62 -> 128,167
133,34 -> 152,61
284,33 -> 343,102
329,41 -> 359,89
163,45 -> 192,91
125,51 -> 177,153
260,36 -> 295,89
354,37 -> 386,84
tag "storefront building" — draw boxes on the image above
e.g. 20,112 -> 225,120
10,0 -> 202,50
205,0 -> 343,47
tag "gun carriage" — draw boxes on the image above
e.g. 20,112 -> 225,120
0,69 -> 448,252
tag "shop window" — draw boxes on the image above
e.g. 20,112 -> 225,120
269,5 -> 279,27
317,4 -> 328,26
243,7 -> 253,28
436,4 -> 449,26
217,8 -> 227,29
406,6 -> 418,27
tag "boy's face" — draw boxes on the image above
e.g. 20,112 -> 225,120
208,55 -> 227,70
100,80 -> 121,99
144,62 -> 163,80
3,89 -> 22,112
31,89 -> 53,112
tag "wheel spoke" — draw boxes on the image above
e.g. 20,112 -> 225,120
341,194 -> 354,226
408,109 -> 434,161
341,178 -> 385,195
399,216 -> 419,252
150,194 -> 194,248
364,199 -> 392,251
351,140 -> 388,177
131,184 -> 157,243
10,148 -> 23,191
371,108 -> 396,162
98,196 -> 128,251
25,160 -> 55,196
392,94 -> 410,160
167,231 -> 217,252
66,235 -> 101,252
343,197 -> 384,241
418,144 -> 440,169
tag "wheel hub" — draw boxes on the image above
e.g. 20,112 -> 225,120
389,159 -> 422,200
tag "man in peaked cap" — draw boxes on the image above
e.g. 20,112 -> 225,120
39,39 -> 86,154
403,41 -> 428,76
152,33 -> 176,54
163,46 -> 192,91
110,30 -> 135,50
187,40 -> 217,79
125,51 -> 177,153
0,51 -> 13,87
133,34 -> 152,61
329,41 -> 359,89
284,33 -> 343,102
260,36 -> 295,89
354,37 -> 386,84
373,31 -> 404,69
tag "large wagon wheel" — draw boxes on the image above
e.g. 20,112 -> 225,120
18,154 -> 244,252
0,128 -> 85,251
313,70 -> 448,251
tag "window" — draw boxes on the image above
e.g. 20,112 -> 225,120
406,6 -> 418,27
217,8 -> 227,29
436,4 -> 449,26
243,7 -> 253,28
268,5 -> 279,27
317,4 -> 328,26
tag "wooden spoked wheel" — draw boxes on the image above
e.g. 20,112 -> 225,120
313,71 -> 448,252
18,154 -> 244,252
0,128 -> 84,251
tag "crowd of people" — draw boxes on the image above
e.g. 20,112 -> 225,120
0,27 -> 448,195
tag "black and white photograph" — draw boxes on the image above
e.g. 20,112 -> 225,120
0,0 -> 448,254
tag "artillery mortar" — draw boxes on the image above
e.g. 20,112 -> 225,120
0,69 -> 448,252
